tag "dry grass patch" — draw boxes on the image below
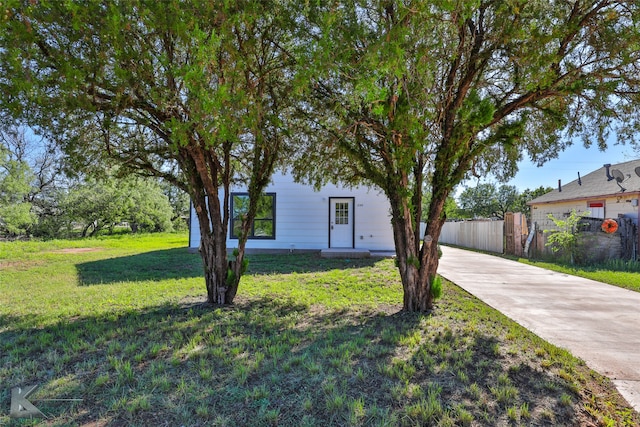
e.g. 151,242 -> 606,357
51,247 -> 104,254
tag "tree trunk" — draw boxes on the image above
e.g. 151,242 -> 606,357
392,190 -> 447,312
81,222 -> 91,238
199,230 -> 235,305
192,194 -> 239,305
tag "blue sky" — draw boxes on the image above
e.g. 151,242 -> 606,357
458,141 -> 638,195
507,142 -> 636,192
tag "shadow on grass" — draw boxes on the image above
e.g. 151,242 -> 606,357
0,295 -> 596,427
76,248 -> 203,285
77,250 -> 388,285
246,252 -> 388,275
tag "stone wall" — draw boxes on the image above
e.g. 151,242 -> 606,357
528,217 -> 637,263
574,232 -> 622,264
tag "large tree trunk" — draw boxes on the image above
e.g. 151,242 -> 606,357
199,229 -> 235,305
186,146 -> 264,306
391,189 -> 448,312
192,194 -> 240,305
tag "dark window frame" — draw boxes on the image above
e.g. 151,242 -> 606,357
230,192 -> 276,240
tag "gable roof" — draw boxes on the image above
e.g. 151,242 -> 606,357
529,158 -> 640,205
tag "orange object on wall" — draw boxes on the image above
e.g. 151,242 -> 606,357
601,219 -> 618,234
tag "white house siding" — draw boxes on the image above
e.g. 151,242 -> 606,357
189,172 -> 395,251
530,196 -> 640,231
605,197 -> 640,223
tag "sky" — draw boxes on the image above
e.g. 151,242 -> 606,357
458,141 -> 638,195
508,142 -> 636,191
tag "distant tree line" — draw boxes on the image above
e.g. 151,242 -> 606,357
0,125 -> 189,239
421,183 -> 552,222
456,183 -> 553,220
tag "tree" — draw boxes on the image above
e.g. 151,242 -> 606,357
0,124 -> 67,237
64,175 -> 173,236
495,185 -> 519,219
65,177 -> 127,237
1,1 -> 299,304
0,144 -> 35,236
458,183 -> 499,218
161,181 -> 190,231
124,177 -> 174,233
295,1 -> 640,311
513,186 -> 554,217
459,183 -> 518,219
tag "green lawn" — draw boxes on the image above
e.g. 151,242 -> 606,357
518,258 -> 640,293
1,233 -> 637,426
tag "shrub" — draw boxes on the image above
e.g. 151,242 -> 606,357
431,276 -> 443,300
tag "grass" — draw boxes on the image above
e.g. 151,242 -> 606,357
518,257 -> 640,292
1,233 -> 638,426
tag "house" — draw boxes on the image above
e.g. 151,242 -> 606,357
188,171 -> 396,255
528,159 -> 640,227
528,159 -> 640,260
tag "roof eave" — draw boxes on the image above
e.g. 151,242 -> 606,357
528,190 -> 640,206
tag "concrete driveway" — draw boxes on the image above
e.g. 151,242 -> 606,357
438,246 -> 640,413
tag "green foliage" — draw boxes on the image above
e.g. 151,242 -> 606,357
64,174 -> 173,237
0,145 -> 36,236
0,124 -> 69,238
2,0 -> 640,309
226,268 -> 236,287
291,0 -> 640,310
458,183 -> 499,218
0,202 -> 34,236
431,276 -> 443,300
545,210 -> 590,264
161,181 -> 190,231
407,255 -> 421,269
124,178 -> 174,233
458,183 -> 519,219
0,0 -> 301,302
513,186 -> 554,217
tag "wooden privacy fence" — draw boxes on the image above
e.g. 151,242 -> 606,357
439,220 -> 504,253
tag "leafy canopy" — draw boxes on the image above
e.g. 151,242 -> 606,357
458,183 -> 519,219
295,0 -> 640,192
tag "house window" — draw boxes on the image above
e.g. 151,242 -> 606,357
588,202 -> 605,219
231,193 -> 276,239
335,202 -> 349,225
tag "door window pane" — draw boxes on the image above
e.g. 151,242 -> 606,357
335,202 -> 349,225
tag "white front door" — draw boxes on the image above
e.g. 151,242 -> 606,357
329,198 -> 354,248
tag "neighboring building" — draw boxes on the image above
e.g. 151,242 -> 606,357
188,171 -> 396,253
528,159 -> 640,229
528,159 -> 640,261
